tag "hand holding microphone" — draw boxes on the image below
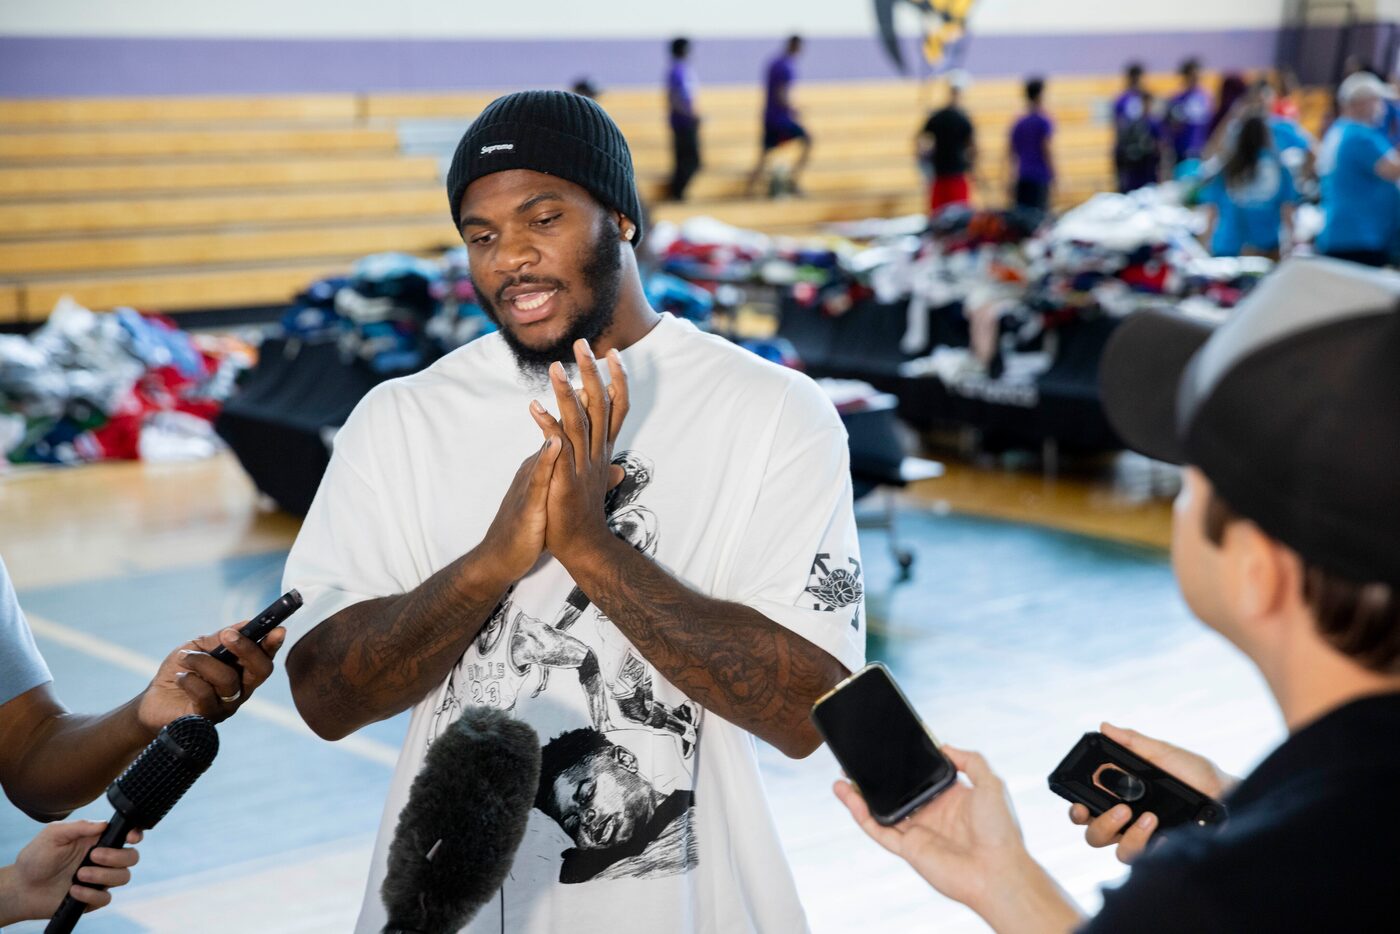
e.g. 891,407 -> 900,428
0,821 -> 143,926
45,715 -> 220,933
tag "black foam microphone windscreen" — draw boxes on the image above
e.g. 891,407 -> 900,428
47,715 -> 219,933
381,706 -> 541,934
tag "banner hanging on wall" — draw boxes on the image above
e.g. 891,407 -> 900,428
873,0 -> 977,74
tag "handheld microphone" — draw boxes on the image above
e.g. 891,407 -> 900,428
381,706 -> 541,934
46,715 -> 219,933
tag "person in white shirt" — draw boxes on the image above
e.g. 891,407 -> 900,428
282,89 -> 866,933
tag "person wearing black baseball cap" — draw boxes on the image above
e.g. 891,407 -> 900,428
284,91 -> 865,932
835,257 -> 1400,932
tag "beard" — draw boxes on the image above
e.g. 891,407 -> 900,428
478,215 -> 623,386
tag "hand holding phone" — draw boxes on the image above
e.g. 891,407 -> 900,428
209,590 -> 302,669
1049,730 -> 1228,836
812,663 -> 956,825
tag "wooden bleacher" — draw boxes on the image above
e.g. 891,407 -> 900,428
0,73 -> 1298,322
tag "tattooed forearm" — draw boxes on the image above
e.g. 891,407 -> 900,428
286,548 -> 509,741
567,537 -> 847,758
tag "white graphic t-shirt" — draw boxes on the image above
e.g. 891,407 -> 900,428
283,314 -> 866,933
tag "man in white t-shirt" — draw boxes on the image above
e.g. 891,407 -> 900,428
282,89 -> 866,933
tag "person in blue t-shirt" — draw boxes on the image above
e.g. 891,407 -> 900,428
746,35 -> 812,197
1317,72 -> 1400,267
1352,68 -> 1400,146
1204,79 -> 1316,188
1200,114 -> 1299,259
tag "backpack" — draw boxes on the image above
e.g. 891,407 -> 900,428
1117,117 -> 1158,165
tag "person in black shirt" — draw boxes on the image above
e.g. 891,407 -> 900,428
835,258 -> 1400,932
917,70 -> 976,213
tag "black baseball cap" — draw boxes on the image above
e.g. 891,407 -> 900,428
1099,257 -> 1400,586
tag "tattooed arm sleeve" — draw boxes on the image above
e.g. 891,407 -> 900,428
566,535 -> 845,758
285,548 -> 509,741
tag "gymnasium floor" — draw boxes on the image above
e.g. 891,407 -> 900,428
0,452 -> 1281,933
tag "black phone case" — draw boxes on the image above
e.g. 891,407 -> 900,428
1048,732 -> 1227,831
811,663 -> 957,826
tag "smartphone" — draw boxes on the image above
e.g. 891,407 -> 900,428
811,663 -> 957,825
209,589 -> 303,669
1048,732 -> 1227,831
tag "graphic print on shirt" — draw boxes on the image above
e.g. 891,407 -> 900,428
1224,158 -> 1284,206
428,449 -> 701,886
806,552 -> 864,630
534,450 -> 698,756
428,591 -> 613,744
534,726 -> 698,884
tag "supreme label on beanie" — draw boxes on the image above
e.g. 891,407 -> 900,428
446,89 -> 645,243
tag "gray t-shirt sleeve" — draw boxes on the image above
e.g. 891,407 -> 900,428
0,556 -> 53,706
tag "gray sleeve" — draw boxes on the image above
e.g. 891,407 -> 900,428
0,555 -> 53,707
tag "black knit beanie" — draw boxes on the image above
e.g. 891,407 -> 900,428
446,90 -> 644,246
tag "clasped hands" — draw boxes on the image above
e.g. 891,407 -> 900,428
479,339 -> 630,586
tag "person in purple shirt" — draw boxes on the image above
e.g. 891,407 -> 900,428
1166,57 -> 1213,164
1009,76 -> 1054,211
1112,62 -> 1147,131
746,35 -> 812,197
666,37 -> 701,201
1113,62 -> 1163,191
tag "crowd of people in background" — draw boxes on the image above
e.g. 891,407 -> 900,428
905,55 -> 1400,268
659,34 -> 815,203
644,38 -> 1400,271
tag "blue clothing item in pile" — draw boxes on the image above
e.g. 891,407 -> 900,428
644,272 -> 713,324
344,252 -> 443,373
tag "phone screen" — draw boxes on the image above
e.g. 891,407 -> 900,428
811,663 -> 956,823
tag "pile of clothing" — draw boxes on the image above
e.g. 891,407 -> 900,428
281,252 -> 492,376
0,298 -> 252,466
647,217 -> 858,318
898,188 -> 1269,396
643,190 -> 1269,447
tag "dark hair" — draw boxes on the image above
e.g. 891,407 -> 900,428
536,729 -> 614,813
1180,57 -> 1201,78
787,34 -> 803,52
1025,77 -> 1045,103
1127,62 -> 1145,82
671,37 -> 690,59
1222,114 -> 1269,188
1205,491 -> 1400,673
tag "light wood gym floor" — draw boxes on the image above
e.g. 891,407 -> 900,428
0,451 -> 1276,934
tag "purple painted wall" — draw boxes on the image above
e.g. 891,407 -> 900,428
0,30 -> 1289,98
1280,22 -> 1400,84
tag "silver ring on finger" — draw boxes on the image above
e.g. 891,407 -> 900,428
219,689 -> 242,704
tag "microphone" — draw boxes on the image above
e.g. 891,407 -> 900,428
46,715 -> 219,933
381,706 -> 541,934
